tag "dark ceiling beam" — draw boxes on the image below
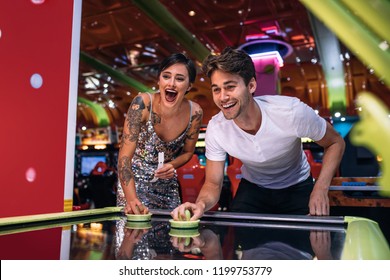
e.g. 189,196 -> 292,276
132,0 -> 210,62
77,97 -> 110,127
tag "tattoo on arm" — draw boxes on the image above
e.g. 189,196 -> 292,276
126,96 -> 146,142
186,109 -> 203,140
120,132 -> 131,149
151,111 -> 161,125
118,156 -> 133,186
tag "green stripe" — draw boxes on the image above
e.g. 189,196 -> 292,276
0,207 -> 122,228
78,97 -> 110,127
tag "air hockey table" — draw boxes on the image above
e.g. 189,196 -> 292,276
0,207 -> 389,260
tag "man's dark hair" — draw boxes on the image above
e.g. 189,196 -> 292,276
202,47 -> 256,85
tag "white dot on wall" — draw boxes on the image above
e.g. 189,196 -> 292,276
26,167 -> 37,182
30,73 -> 43,89
31,0 -> 45,4
0,29 -> 2,39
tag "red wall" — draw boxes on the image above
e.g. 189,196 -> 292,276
0,228 -> 62,260
0,1 -> 76,217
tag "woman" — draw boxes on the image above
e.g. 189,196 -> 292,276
117,53 -> 203,214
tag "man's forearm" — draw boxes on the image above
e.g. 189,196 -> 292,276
196,183 -> 222,211
315,141 -> 345,189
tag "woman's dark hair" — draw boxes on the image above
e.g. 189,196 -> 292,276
157,53 -> 197,83
202,47 -> 256,85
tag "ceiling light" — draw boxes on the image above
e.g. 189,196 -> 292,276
31,0 -> 45,4
142,51 -> 157,58
108,100 -> 115,108
239,39 -> 293,59
249,51 -> 284,67
145,46 -> 156,53
379,41 -> 389,51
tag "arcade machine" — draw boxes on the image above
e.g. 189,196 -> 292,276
74,126 -> 118,209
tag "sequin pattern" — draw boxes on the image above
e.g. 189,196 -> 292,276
117,96 -> 192,210
115,219 -> 178,260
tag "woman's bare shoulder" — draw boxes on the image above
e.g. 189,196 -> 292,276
190,100 -> 203,115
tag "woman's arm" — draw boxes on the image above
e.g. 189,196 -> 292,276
118,94 -> 149,214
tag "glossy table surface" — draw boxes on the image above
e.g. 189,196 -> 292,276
0,208 -> 389,260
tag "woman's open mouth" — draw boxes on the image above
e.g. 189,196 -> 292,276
165,89 -> 178,102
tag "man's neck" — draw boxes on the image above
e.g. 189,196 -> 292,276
234,99 -> 261,135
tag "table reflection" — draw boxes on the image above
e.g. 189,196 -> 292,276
0,214 -> 345,260
112,218 -> 344,260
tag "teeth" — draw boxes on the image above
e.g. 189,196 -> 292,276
222,102 -> 235,108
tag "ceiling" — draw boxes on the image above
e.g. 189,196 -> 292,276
77,0 -> 390,129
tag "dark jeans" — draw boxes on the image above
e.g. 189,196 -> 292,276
230,176 -> 314,215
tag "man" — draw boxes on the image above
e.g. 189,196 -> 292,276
171,47 -> 345,220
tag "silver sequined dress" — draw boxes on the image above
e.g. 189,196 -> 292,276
117,93 -> 193,210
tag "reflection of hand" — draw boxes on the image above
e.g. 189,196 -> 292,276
170,229 -> 223,260
170,235 -> 204,253
125,227 -> 149,243
310,230 -> 333,260
117,227 -> 149,259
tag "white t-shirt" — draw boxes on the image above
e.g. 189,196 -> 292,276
205,95 -> 326,189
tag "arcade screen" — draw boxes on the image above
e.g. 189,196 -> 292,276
80,155 -> 107,175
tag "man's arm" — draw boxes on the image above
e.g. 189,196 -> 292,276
196,159 -> 226,211
171,159 -> 225,221
310,121 -> 345,215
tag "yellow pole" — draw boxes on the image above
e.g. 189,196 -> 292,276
341,0 -> 390,43
300,0 -> 390,87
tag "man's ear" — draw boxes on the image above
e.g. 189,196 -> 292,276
248,78 -> 257,94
